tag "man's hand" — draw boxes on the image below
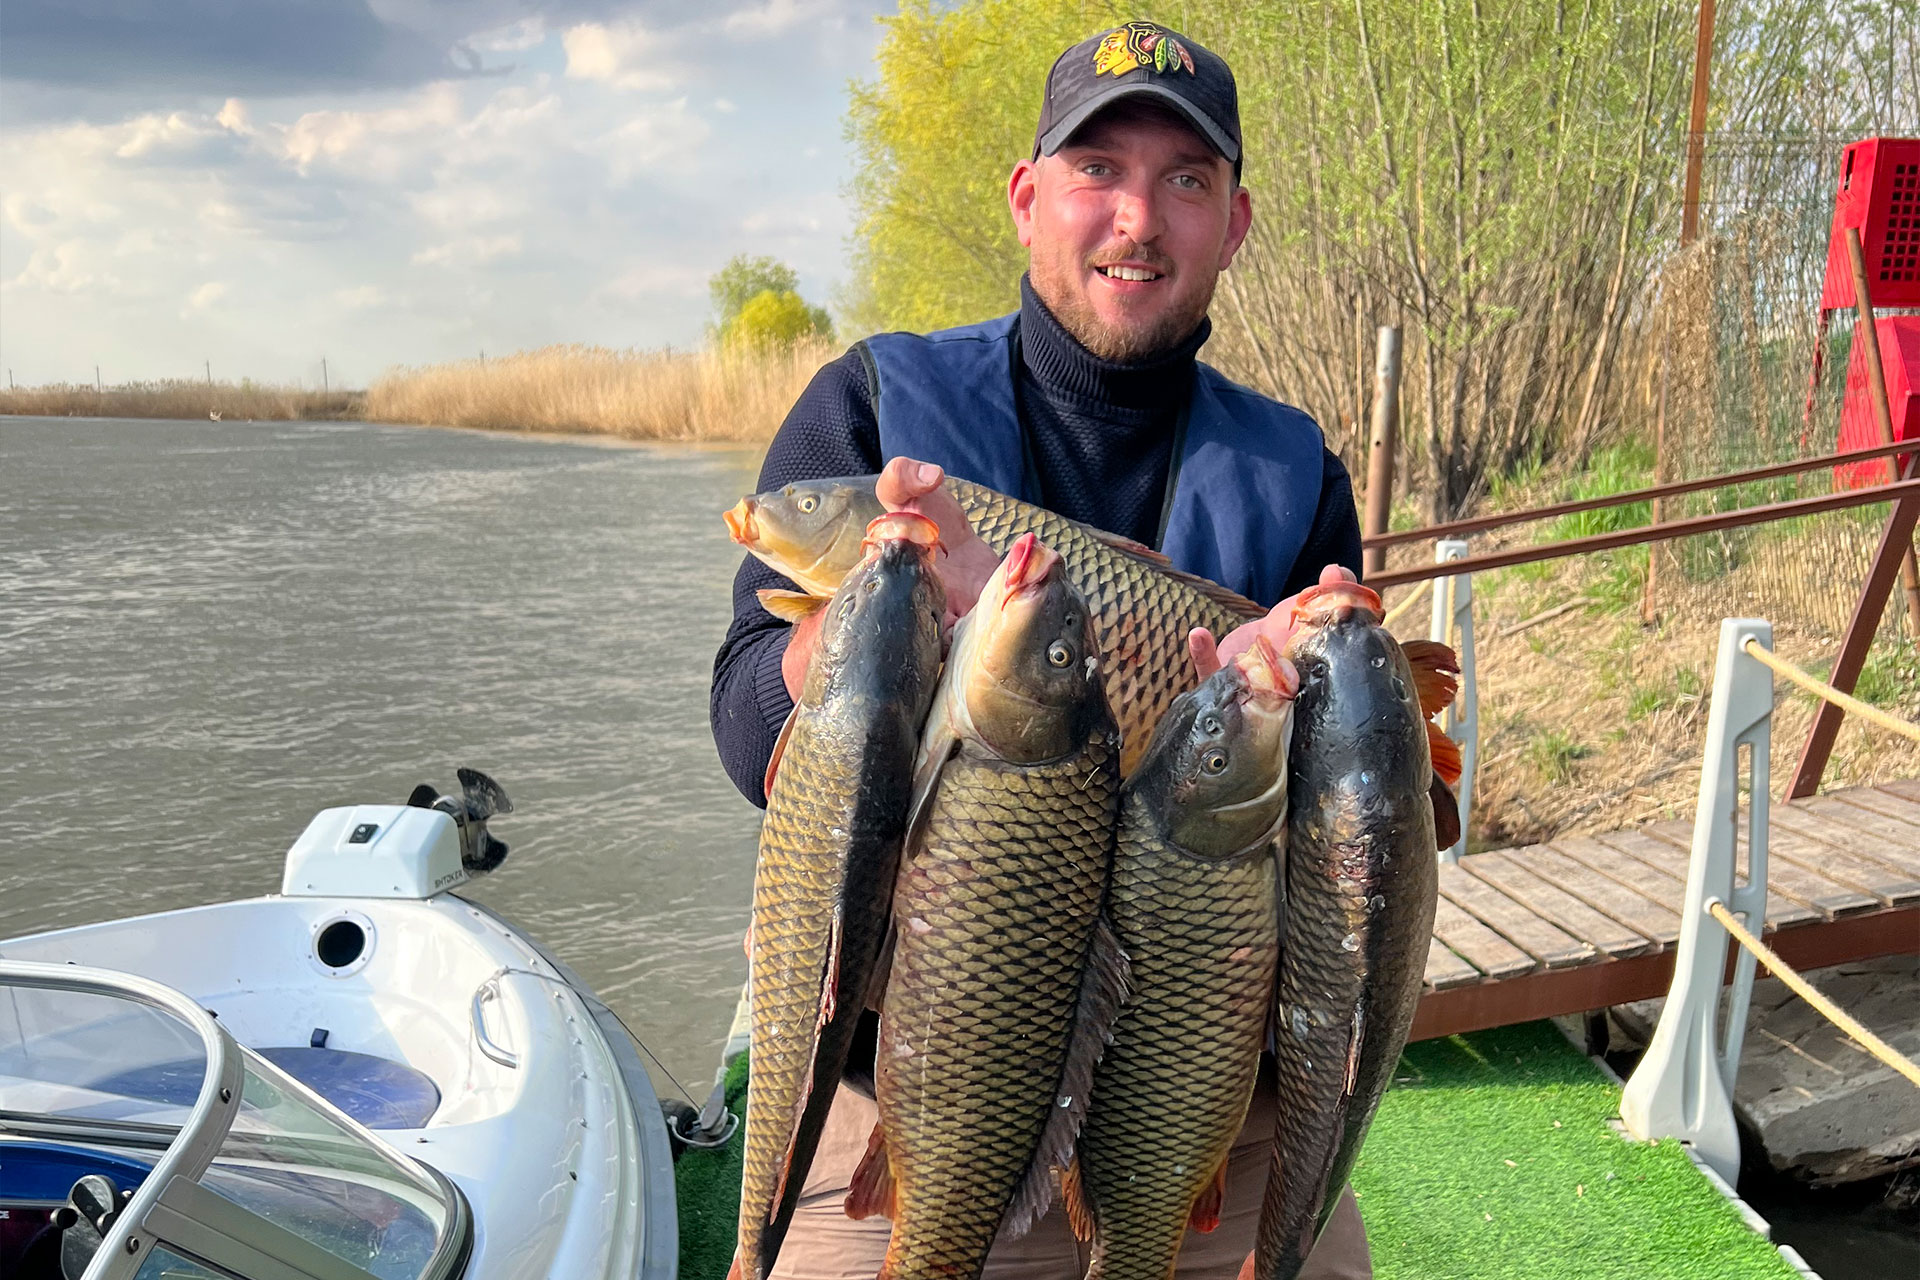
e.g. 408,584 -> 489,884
1188,564 -> 1358,679
876,457 -> 1000,622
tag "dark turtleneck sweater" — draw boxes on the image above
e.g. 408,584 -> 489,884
709,278 -> 1361,806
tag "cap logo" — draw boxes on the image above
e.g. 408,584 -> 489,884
1093,22 -> 1196,77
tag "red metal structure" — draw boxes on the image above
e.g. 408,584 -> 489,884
1820,137 -> 1920,311
1836,315 -> 1920,488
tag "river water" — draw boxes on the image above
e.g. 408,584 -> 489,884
0,415 -> 764,1098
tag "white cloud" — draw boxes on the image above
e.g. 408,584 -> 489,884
334,284 -> 388,309
562,21 -> 682,93
472,17 -> 546,53
598,98 -> 711,182
724,0 -> 842,39
216,98 -> 254,135
410,234 -> 522,267
713,97 -> 738,114
278,84 -> 463,177
183,281 -> 226,313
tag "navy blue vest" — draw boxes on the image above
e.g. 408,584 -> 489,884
860,312 -> 1325,608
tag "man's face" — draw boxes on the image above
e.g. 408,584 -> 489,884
1009,103 -> 1252,362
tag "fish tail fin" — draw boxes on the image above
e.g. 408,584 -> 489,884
1059,1157 -> 1094,1242
1430,776 -> 1462,851
725,1252 -> 743,1280
1188,1159 -> 1230,1234
1425,721 -> 1463,788
1004,914 -> 1131,1239
757,588 -> 827,623
843,1122 -> 896,1221
1401,639 -> 1460,717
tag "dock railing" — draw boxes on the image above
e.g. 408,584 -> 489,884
1618,619 -> 1920,1182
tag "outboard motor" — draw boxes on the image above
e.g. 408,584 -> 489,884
281,767 -> 515,900
406,767 -> 514,874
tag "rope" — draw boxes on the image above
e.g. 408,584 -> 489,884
1704,898 -> 1920,1089
1741,638 -> 1920,745
1381,578 -> 1432,629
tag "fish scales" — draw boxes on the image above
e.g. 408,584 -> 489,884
1257,595 -> 1439,1280
738,528 -> 943,1280
1078,816 -> 1277,1280
875,733 -> 1120,1280
948,479 -> 1260,776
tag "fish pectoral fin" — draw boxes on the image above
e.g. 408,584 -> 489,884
1004,915 -> 1132,1240
1059,1158 -> 1094,1242
757,588 -> 828,623
764,703 -> 802,799
1188,1160 -> 1230,1234
1425,720 -> 1463,789
843,1123 -> 896,1221
1430,775 -> 1462,851
1401,638 -> 1461,717
904,715 -> 962,852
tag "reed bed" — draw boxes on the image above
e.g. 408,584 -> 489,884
363,341 -> 838,443
0,380 -> 360,421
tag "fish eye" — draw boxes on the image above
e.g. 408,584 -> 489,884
798,494 -> 818,514
1047,641 -> 1073,668
1201,748 -> 1228,775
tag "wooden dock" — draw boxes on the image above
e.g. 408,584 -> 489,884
1413,778 -> 1920,1040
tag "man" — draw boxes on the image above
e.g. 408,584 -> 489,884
711,22 -> 1369,1279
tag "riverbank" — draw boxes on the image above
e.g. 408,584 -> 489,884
0,379 -> 361,421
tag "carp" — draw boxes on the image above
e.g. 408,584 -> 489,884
736,513 -> 946,1280
724,475 -> 1263,776
1072,638 -> 1298,1280
846,532 -> 1127,1280
1254,583 -> 1458,1280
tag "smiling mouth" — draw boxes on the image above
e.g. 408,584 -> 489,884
1095,264 -> 1164,282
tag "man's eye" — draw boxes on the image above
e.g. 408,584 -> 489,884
1081,162 -> 1112,177
1172,173 -> 1204,190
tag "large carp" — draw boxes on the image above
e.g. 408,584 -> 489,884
736,513 -> 946,1280
724,475 -> 1263,776
1073,638 -> 1297,1280
846,532 -> 1127,1280
1255,583 -> 1457,1280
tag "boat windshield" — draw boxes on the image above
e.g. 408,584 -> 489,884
0,963 -> 468,1280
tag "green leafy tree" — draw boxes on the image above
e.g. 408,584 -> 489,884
710,255 -> 804,332
723,288 -> 834,349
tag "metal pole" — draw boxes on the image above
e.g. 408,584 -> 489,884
1844,225 -> 1920,635
321,357 -> 328,396
95,366 -> 101,393
1679,0 -> 1716,247
1363,328 -> 1403,577
205,359 -> 212,389
1429,539 -> 1476,864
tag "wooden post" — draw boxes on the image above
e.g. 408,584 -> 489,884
1363,327 -> 1403,578
1679,0 -> 1716,246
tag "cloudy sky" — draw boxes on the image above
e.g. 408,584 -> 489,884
0,0 -> 896,388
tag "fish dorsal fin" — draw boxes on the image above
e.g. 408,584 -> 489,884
1188,1159 -> 1230,1234
1400,639 -> 1461,717
764,702 -> 801,800
757,588 -> 828,623
1002,913 -> 1131,1240
1430,775 -> 1462,851
1080,525 -> 1266,620
1426,721 -> 1463,789
843,1123 -> 896,1221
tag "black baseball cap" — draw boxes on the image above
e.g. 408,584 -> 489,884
1033,23 -> 1241,176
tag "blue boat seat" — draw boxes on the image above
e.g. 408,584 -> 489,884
92,1048 -> 440,1130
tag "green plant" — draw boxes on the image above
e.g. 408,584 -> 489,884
1545,441 -> 1656,542
1852,642 -> 1920,709
1527,729 -> 1592,785
722,289 -> 832,350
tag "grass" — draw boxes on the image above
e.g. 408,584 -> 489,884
363,340 -> 837,443
1528,729 -> 1593,785
676,1052 -> 748,1280
0,378 -> 359,421
1352,1021 -> 1799,1280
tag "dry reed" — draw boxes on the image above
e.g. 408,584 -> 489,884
0,380 -> 359,421
363,341 -> 838,443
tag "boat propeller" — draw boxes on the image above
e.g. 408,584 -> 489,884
405,767 -> 514,874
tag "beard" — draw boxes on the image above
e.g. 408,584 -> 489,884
1030,241 -> 1216,362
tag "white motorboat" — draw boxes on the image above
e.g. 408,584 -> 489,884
0,770 -> 695,1280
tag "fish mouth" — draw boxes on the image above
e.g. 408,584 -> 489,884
997,533 -> 1062,607
1233,636 -> 1300,708
862,511 -> 942,555
1291,582 -> 1385,628
723,498 -> 757,547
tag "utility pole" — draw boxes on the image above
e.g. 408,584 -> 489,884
321,357 -> 328,395
95,365 -> 102,393
1362,327 -> 1402,578
205,359 -> 212,388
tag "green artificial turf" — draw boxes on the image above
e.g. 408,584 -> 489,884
675,1023 -> 1797,1280
674,1051 -> 749,1280
1352,1021 -> 1798,1280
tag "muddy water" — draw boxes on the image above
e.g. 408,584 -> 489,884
0,415 -> 764,1096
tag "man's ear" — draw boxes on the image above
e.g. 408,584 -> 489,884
1219,184 -> 1253,271
1008,158 -> 1040,248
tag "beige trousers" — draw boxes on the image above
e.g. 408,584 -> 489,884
767,1071 -> 1371,1280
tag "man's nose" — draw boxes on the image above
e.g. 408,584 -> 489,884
1111,178 -> 1164,246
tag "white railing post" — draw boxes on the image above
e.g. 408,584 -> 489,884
1621,618 -> 1773,1183
1430,539 -> 1477,863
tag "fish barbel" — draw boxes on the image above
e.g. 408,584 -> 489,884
848,532 -> 1127,1280
1073,638 -> 1298,1280
736,512 -> 946,1280
724,475 -> 1263,776
1254,583 -> 1456,1280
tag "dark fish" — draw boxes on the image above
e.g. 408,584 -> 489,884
736,513 -> 946,1280
845,533 -> 1126,1280
1255,583 -> 1454,1280
1073,638 -> 1297,1280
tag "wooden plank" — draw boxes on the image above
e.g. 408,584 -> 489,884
1429,894 -> 1536,980
1800,794 -> 1920,851
1423,937 -> 1482,991
1765,824 -> 1916,909
1555,833 -> 1690,922
1879,778 -> 1920,806
1438,862 -> 1596,968
1529,839 -> 1684,945
1638,820 -> 1819,929
1464,848 -> 1655,957
1771,804 -> 1920,884
1835,785 -> 1920,832
1723,826 -> 1881,921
